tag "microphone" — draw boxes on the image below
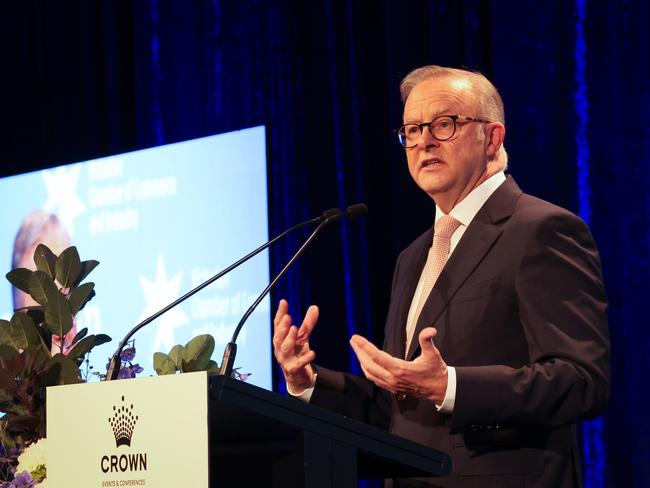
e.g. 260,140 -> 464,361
218,203 -> 367,376
105,207 -> 345,381
345,203 -> 368,220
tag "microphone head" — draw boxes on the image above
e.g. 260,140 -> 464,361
345,203 -> 368,220
321,208 -> 343,222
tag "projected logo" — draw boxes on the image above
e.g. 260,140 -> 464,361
108,396 -> 139,448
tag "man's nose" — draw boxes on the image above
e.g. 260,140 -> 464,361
417,126 -> 439,150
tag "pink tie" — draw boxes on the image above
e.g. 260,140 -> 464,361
405,215 -> 461,355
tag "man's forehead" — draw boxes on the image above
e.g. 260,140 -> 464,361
404,76 -> 477,119
403,78 -> 476,120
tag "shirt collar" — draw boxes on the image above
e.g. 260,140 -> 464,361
435,171 -> 506,227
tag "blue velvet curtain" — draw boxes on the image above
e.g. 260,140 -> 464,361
1,1 -> 648,486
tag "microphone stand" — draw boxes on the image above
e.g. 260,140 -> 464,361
105,212 -> 330,381
218,211 -> 345,376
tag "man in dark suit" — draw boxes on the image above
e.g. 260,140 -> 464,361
273,65 -> 610,487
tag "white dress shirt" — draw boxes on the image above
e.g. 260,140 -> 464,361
288,172 -> 507,411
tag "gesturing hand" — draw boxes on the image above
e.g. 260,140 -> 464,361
349,327 -> 448,403
272,299 -> 318,393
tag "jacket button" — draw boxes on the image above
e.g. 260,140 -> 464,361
396,393 -> 407,401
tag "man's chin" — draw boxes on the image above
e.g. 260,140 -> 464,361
416,176 -> 452,198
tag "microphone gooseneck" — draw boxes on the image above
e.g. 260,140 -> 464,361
105,208 -> 341,381
218,203 -> 367,377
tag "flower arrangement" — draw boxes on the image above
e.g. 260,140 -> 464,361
0,438 -> 47,487
0,244 -> 248,485
0,245 -> 109,485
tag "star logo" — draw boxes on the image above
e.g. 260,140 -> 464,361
139,254 -> 189,357
42,165 -> 86,236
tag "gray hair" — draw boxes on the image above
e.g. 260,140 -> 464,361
400,65 -> 508,168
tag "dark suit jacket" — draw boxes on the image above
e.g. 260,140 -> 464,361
311,176 -> 610,488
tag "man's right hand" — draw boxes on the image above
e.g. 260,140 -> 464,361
273,299 -> 318,393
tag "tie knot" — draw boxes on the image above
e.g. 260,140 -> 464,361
434,215 -> 461,239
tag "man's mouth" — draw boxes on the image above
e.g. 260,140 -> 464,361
420,159 -> 443,167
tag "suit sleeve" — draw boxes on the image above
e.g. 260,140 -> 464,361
310,365 -> 391,429
451,211 -> 610,430
308,249 -> 410,430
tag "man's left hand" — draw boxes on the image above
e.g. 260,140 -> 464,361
349,327 -> 448,404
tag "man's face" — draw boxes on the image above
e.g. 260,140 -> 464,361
402,76 -> 491,212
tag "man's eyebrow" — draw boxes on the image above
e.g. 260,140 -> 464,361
403,108 -> 453,124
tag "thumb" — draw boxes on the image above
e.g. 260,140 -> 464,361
418,327 -> 438,355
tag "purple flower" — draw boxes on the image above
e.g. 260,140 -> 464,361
128,364 -> 144,378
117,368 -> 130,379
117,364 -> 144,379
10,471 -> 35,487
121,347 -> 136,362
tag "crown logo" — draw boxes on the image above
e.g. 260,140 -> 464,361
108,396 -> 139,448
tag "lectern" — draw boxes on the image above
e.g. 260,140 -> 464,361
47,372 -> 451,487
209,374 -> 451,486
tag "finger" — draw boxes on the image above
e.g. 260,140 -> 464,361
350,336 -> 416,392
350,338 -> 381,376
350,334 -> 381,359
292,349 -> 316,371
416,328 -> 446,372
297,305 -> 319,342
351,339 -> 402,388
280,325 -> 299,355
418,327 -> 438,355
352,335 -> 404,372
274,299 -> 289,327
273,314 -> 292,349
349,334 -> 369,347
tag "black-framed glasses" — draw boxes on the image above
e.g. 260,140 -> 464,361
395,114 -> 492,148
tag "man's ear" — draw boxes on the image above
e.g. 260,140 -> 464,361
485,122 -> 505,159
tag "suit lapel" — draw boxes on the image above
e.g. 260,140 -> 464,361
385,231 -> 431,357
404,176 -> 522,360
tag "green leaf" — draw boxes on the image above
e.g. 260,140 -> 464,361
9,312 -> 40,350
23,344 -> 51,372
75,259 -> 100,285
70,327 -> 88,346
6,268 -> 33,296
33,244 -> 58,279
168,344 -> 184,369
181,334 -> 215,372
0,344 -> 19,359
55,246 -> 81,289
1,412 -> 40,436
48,354 -> 82,385
0,320 -> 11,347
0,350 -> 25,381
44,291 -> 73,337
153,352 -> 177,375
92,334 -> 111,347
29,270 -> 59,305
26,307 -> 45,325
34,325 -> 52,353
67,335 -> 96,361
42,361 -> 61,387
68,282 -> 95,315
206,359 -> 220,373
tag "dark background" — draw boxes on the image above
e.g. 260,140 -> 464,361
1,1 -> 648,486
